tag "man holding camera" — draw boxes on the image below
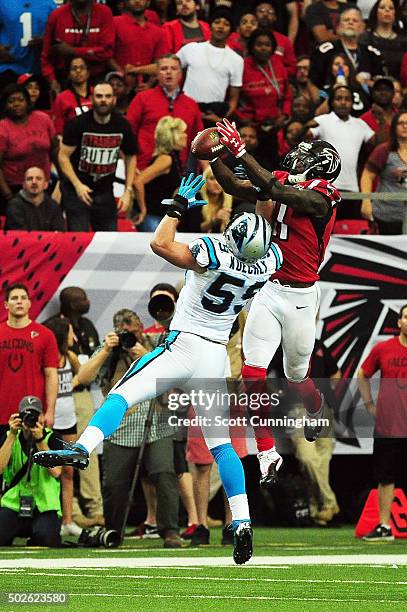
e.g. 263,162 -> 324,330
0,397 -> 62,547
99,308 -> 183,547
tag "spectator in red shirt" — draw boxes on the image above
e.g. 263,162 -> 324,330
235,29 -> 292,130
163,0 -> 210,53
0,84 -> 59,216
360,76 -> 397,138
0,283 -> 59,432
255,0 -> 299,43
227,12 -> 258,58
126,54 -> 203,172
52,56 -> 92,136
358,303 -> 407,541
109,0 -> 168,89
253,2 -> 297,77
41,0 -> 115,97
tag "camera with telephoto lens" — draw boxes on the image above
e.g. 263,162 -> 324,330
117,330 -> 138,349
78,526 -> 121,548
148,293 -> 175,324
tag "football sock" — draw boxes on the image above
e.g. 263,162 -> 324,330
242,363 -> 275,452
210,443 -> 250,522
77,393 -> 129,453
288,378 -> 322,415
76,428 -> 103,455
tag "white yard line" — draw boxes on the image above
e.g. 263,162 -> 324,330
13,572 -> 407,585
0,555 -> 405,568
64,594 -> 407,603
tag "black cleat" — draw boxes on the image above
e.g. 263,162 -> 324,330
33,441 -> 89,470
233,522 -> 253,565
190,524 -> 210,546
304,395 -> 325,442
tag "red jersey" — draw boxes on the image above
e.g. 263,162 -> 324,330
113,14 -> 167,71
271,171 -> 341,283
0,321 -> 59,424
52,89 -> 92,135
126,85 -> 203,170
41,3 -> 114,81
361,336 -> 407,437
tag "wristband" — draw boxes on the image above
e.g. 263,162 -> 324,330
165,194 -> 188,219
36,431 -> 47,443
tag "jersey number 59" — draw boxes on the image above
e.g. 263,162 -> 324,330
202,272 -> 265,314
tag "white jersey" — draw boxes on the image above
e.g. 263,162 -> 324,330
170,236 -> 283,343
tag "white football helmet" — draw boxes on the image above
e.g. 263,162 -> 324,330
224,212 -> 273,263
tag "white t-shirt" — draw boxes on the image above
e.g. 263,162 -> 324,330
177,41 -> 243,103
310,112 -> 374,191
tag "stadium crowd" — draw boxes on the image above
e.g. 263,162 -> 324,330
0,0 -> 406,550
0,0 -> 406,232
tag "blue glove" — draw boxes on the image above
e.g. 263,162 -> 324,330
162,173 -> 207,219
178,173 -> 207,208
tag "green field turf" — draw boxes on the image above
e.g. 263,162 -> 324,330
0,527 -> 405,612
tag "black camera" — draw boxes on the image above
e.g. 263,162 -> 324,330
148,294 -> 175,324
19,396 -> 42,428
117,330 -> 138,349
78,527 -> 121,548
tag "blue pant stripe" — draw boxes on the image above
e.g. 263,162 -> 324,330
115,330 -> 180,388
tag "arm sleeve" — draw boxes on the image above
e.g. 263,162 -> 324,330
119,119 -> 138,155
50,205 -> 65,232
52,94 -> 65,135
126,95 -> 143,137
188,237 -> 216,269
41,11 -> 57,81
5,200 -> 26,230
360,344 -> 381,378
365,143 -> 390,175
229,54 -> 244,87
42,329 -> 60,368
62,116 -> 82,147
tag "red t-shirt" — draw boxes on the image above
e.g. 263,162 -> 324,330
52,89 -> 92,135
0,112 -> 56,186
271,171 -> 340,283
0,321 -> 59,424
126,85 -> 203,170
113,14 -> 167,70
361,336 -> 407,436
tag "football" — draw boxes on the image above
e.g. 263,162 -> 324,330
190,127 -> 226,160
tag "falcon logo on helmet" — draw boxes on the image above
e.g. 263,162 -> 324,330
283,140 -> 341,184
224,213 -> 273,263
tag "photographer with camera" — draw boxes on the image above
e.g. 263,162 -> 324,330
99,308 -> 184,548
0,397 -> 62,547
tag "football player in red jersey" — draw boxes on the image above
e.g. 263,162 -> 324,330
212,118 -> 341,486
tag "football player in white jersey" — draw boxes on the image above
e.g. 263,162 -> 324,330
34,174 -> 282,564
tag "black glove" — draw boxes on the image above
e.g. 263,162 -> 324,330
162,194 -> 188,219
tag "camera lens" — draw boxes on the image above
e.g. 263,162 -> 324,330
98,529 -> 121,548
118,331 -> 137,349
148,294 -> 175,322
